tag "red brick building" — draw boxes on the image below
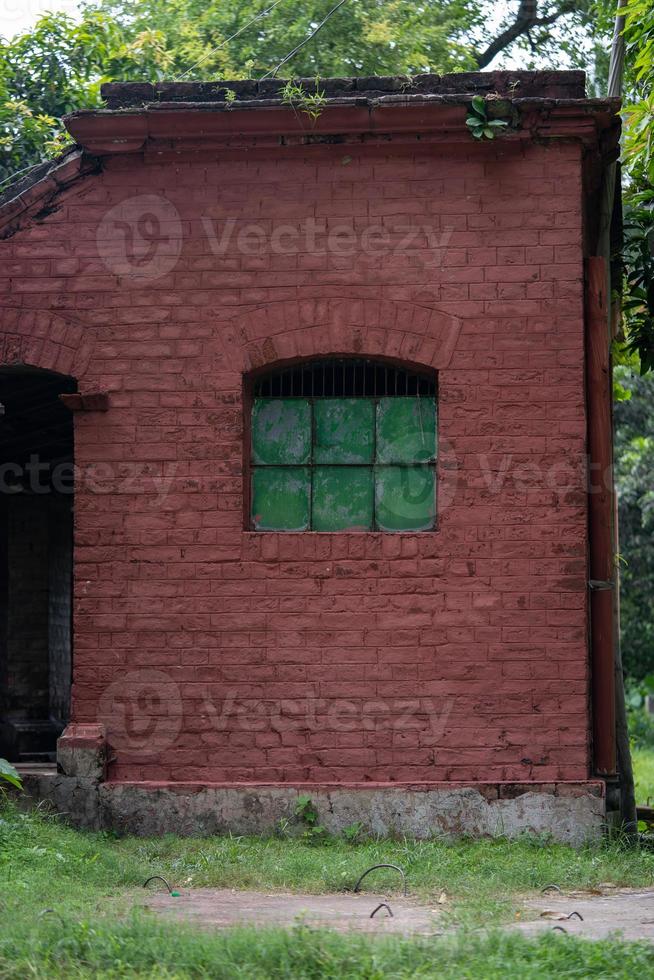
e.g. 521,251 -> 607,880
0,72 -> 620,840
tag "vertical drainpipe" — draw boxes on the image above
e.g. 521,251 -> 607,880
588,0 -> 637,829
586,256 -> 617,777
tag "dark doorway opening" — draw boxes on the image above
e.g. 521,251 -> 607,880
0,367 -> 76,762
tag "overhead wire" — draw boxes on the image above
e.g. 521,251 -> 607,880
260,0 -> 350,79
175,0 -> 287,81
2,0 -> 350,196
0,161 -> 45,193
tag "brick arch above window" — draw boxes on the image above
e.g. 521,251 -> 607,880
221,297 -> 461,375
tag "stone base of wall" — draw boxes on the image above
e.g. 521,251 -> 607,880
17,773 -> 606,847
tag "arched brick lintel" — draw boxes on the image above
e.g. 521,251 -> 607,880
0,310 -> 95,379
227,298 -> 461,374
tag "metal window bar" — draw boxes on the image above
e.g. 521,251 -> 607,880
253,359 -> 436,398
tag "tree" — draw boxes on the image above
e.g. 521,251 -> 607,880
613,2 -> 654,684
89,0 -> 611,79
615,368 -> 654,680
87,0 -> 481,78
473,0 -> 612,82
0,12 -> 116,183
619,0 -> 654,373
0,8 -> 182,184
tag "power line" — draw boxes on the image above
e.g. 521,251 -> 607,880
175,0 -> 288,81
0,160 -> 45,193
261,0 -> 350,79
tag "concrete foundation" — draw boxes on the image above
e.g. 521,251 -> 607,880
6,728 -> 606,845
16,771 -> 605,846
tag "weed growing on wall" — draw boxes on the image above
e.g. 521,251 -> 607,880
466,95 -> 510,139
281,79 -> 327,122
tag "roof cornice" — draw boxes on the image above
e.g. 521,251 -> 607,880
64,96 -> 620,156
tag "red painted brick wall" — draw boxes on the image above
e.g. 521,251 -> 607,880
0,136 -> 590,784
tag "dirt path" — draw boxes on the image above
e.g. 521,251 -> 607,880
513,886 -> 654,942
144,885 -> 654,942
145,889 -> 440,936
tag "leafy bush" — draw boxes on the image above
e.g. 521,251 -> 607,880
615,370 -> 654,680
0,759 -> 21,791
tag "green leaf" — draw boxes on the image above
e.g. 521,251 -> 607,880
613,379 -> 633,402
0,758 -> 22,789
483,127 -> 495,139
471,95 -> 486,117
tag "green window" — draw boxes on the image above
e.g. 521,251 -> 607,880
250,360 -> 437,532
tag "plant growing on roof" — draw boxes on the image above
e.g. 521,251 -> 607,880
466,95 -> 509,140
281,78 -> 327,123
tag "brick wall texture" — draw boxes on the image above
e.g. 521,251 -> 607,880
0,137 -> 590,785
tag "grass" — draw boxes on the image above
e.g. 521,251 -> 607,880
2,799 -> 654,977
633,745 -> 654,805
2,917 -> 654,979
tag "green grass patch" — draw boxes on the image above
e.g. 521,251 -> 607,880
633,745 -> 654,805
2,917 -> 654,979
2,802 -> 654,977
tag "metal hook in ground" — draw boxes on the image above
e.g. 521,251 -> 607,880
143,875 -> 173,894
370,902 -> 394,919
38,909 -> 66,927
353,864 -> 408,897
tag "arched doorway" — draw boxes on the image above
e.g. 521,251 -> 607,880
0,367 -> 76,763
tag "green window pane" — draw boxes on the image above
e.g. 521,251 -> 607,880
252,467 -> 310,530
314,399 -> 374,464
376,398 -> 436,464
375,466 -> 435,532
313,467 -> 373,531
251,398 -> 311,465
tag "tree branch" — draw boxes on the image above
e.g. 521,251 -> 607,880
474,0 -> 579,69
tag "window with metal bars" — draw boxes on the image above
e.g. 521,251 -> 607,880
249,359 -> 437,532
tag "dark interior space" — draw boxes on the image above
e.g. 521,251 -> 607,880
0,368 -> 76,762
